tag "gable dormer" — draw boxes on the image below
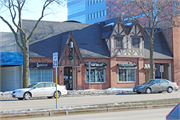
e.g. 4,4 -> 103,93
108,18 -> 147,58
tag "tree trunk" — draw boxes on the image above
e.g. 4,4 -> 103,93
150,37 -> 154,79
22,49 -> 29,88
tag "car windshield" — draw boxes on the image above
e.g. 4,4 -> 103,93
143,80 -> 154,85
27,84 -> 37,88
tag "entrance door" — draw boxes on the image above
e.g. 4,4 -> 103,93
64,67 -> 73,90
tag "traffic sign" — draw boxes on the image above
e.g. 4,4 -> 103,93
53,52 -> 58,68
160,65 -> 164,72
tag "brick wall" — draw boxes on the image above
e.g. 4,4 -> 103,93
172,24 -> 180,85
110,57 -> 140,88
82,58 -> 110,89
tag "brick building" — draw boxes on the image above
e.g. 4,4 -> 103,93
19,17 -> 179,90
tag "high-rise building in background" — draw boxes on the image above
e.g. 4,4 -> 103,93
68,0 -> 107,23
68,0 -> 180,24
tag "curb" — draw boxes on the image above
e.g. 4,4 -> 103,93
0,103 -> 176,120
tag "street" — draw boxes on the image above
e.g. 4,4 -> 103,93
12,107 -> 173,120
1,91 -> 179,111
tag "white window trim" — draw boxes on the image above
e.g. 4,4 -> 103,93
85,68 -> 106,83
118,68 -> 136,83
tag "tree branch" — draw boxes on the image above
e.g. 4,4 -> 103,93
0,15 -> 23,50
27,0 -> 52,40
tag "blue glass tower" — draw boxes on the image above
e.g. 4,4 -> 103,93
68,0 -> 107,23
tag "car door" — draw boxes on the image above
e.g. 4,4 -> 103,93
31,83 -> 45,97
151,80 -> 161,92
160,79 -> 169,91
45,83 -> 55,96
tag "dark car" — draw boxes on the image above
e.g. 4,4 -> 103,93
133,79 -> 179,94
166,103 -> 180,120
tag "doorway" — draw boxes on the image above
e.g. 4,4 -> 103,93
64,67 -> 73,90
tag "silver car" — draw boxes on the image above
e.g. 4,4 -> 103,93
12,82 -> 67,100
133,79 -> 179,94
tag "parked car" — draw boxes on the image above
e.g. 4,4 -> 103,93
133,79 -> 179,94
166,102 -> 180,120
12,82 -> 67,100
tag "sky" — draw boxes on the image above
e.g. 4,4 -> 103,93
0,0 -> 67,32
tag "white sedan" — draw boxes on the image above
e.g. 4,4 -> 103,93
12,82 -> 67,100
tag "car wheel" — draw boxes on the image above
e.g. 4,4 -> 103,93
23,92 -> 31,100
137,92 -> 141,94
167,87 -> 173,93
47,97 -> 53,99
145,88 -> 151,94
18,98 -> 23,100
53,91 -> 61,99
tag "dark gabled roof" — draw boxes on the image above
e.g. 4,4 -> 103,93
144,30 -> 173,59
72,23 -> 110,58
21,18 -> 173,60
22,20 -> 110,58
99,17 -> 119,39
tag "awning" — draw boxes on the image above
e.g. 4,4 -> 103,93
117,63 -> 137,69
144,63 -> 156,70
0,52 -> 23,65
144,63 -> 150,69
85,62 -> 107,69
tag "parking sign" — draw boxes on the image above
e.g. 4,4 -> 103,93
53,52 -> 58,68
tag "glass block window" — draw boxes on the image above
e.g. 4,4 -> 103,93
86,69 -> 105,83
68,1 -> 85,15
133,38 -> 140,48
119,69 -> 136,82
30,69 -> 53,84
70,15 -> 86,23
116,37 -> 123,48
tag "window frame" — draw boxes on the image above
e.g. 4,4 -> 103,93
118,68 -> 136,83
114,36 -> 124,48
86,68 -> 106,83
132,37 -> 140,48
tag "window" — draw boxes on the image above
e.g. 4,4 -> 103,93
36,83 -> 45,88
133,38 -> 140,48
92,13 -> 94,19
104,10 -> 106,16
68,1 -> 85,15
88,14 -> 92,20
88,0 -> 91,6
30,69 -> 53,84
101,10 -> 104,17
95,12 -> 97,18
70,15 -> 86,23
98,11 -> 101,17
160,80 -> 169,83
116,37 -> 123,48
46,83 -> 55,87
119,69 -> 136,82
154,80 -> 160,84
86,69 -> 105,83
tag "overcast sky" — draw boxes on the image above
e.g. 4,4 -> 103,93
0,0 -> 67,32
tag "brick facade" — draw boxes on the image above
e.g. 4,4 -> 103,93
172,24 -> 180,85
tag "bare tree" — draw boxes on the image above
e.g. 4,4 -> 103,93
0,0 -> 66,88
123,0 -> 180,79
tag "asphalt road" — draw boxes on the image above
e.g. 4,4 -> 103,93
1,91 -> 180,111
12,108 -> 173,120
